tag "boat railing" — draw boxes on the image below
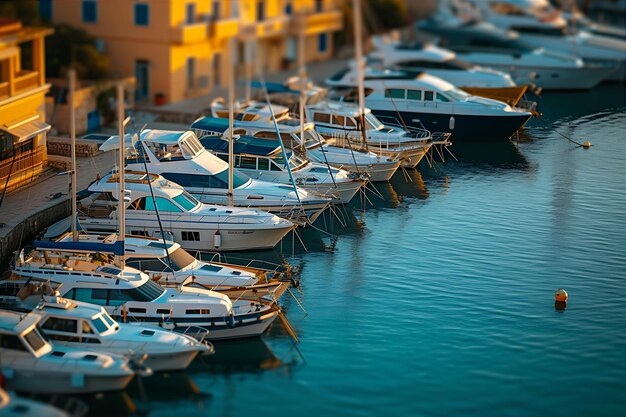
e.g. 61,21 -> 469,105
182,325 -> 211,344
431,132 -> 453,146
191,250 -> 297,281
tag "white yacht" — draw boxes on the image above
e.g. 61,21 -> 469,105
470,0 -> 626,81
419,17 -> 614,90
100,129 -> 330,225
0,310 -> 135,394
11,240 -> 280,340
0,280 -> 212,372
362,36 -> 530,105
328,75 -> 532,142
68,170 -> 294,251
0,388 -> 69,417
197,101 -> 401,181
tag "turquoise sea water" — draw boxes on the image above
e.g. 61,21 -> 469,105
46,85 -> 626,416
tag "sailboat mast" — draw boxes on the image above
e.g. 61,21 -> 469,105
228,37 -> 235,207
69,69 -> 78,241
298,10 -> 306,156
352,0 -> 368,146
116,83 -> 126,270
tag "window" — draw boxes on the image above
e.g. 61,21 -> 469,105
186,2 -> 196,24
257,1 -> 265,21
145,197 -> 184,213
82,0 -> 97,23
186,309 -> 210,314
82,321 -> 94,334
182,231 -> 200,241
332,115 -> 345,126
424,91 -> 434,101
285,1 -> 292,15
186,57 -> 196,89
91,317 -> 108,333
345,117 -> 356,127
318,33 -> 328,53
39,0 -> 53,20
315,0 -> 323,12
314,113 -> 330,123
257,158 -> 269,170
212,1 -> 220,19
134,3 -> 150,26
42,317 -> 78,333
0,334 -> 27,351
131,230 -> 149,236
385,89 -> 405,99
23,328 -> 47,352
407,90 -> 422,100
239,156 -> 257,169
173,191 -> 199,211
436,93 -> 450,102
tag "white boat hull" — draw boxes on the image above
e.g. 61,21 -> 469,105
3,370 -> 133,394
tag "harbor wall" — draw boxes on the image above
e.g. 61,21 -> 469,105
0,199 -> 69,270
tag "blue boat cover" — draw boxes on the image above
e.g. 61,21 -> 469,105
199,135 -> 281,157
191,117 -> 231,133
33,240 -> 125,256
246,81 -> 300,95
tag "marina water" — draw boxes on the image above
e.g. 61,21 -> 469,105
59,85 -> 626,416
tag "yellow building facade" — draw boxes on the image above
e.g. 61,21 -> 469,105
0,20 -> 52,195
48,0 -> 342,105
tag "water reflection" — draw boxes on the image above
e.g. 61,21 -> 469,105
440,139 -> 530,169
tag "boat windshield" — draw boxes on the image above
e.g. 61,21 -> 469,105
23,327 -> 47,352
91,315 -> 110,333
101,311 -> 117,328
301,129 -> 325,148
443,87 -> 470,101
164,247 -> 197,270
364,112 -> 384,130
173,191 -> 199,211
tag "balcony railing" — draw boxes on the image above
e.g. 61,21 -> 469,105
289,10 -> 343,35
171,22 -> 209,44
0,145 -> 47,189
210,17 -> 239,40
14,71 -> 40,94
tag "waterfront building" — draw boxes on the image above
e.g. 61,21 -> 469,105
0,18 -> 52,195
47,0 -> 343,105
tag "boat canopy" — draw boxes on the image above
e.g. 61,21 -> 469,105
33,240 -> 125,256
199,135 -> 281,157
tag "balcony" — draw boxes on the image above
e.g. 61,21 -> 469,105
0,70 -> 43,102
240,17 -> 287,40
171,22 -> 209,44
289,10 -> 343,35
210,18 -> 239,40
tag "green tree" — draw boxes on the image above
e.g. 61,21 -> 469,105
45,24 -> 110,81
365,0 -> 408,31
0,0 -> 43,26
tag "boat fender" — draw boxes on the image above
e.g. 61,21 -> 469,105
122,305 -> 127,323
227,313 -> 236,328
214,230 -> 221,249
448,115 -> 455,131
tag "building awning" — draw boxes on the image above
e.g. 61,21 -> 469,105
1,118 -> 50,142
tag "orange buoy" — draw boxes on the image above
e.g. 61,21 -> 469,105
555,288 -> 568,303
581,141 -> 592,149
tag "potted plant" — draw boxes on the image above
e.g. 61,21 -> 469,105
154,92 -> 166,106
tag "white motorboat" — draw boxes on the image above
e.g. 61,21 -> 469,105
0,280 -> 212,372
417,0 -> 616,89
67,170 -> 295,251
0,310 -> 135,394
0,388 -> 69,417
11,240 -> 280,340
55,233 -> 291,300
362,35 -> 531,105
198,100 -> 401,181
328,74 -> 532,142
100,129 -> 330,225
469,0 -> 626,81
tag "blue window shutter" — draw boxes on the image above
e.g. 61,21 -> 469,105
318,33 -> 328,53
135,3 -> 150,26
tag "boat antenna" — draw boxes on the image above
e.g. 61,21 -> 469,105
297,9 -> 307,158
69,69 -> 78,241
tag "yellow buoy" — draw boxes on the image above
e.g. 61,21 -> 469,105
555,288 -> 568,303
582,141 -> 592,149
